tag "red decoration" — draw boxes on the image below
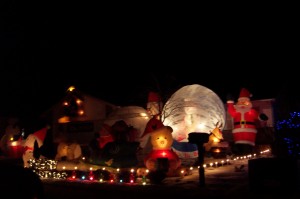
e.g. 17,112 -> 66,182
144,126 -> 181,176
98,124 -> 114,149
227,88 -> 259,146
141,117 -> 164,138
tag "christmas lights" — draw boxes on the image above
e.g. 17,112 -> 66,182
275,111 -> 300,130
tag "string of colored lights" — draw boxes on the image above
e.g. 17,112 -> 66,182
27,148 -> 272,185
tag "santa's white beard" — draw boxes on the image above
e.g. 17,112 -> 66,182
235,105 -> 251,113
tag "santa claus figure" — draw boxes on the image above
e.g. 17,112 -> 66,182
137,91 -> 165,167
140,91 -> 164,148
227,88 -> 268,154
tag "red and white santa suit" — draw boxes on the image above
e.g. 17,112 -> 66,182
139,91 -> 164,148
227,88 -> 259,146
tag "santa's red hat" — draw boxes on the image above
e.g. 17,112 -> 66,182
33,127 -> 47,142
147,91 -> 161,103
239,88 -> 252,99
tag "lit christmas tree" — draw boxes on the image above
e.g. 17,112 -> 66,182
62,86 -> 85,118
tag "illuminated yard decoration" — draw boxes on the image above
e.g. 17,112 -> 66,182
144,126 -> 181,176
203,121 -> 224,152
23,127 -> 47,168
227,88 -> 269,148
161,84 -> 226,158
28,158 -> 68,179
275,111 -> 300,157
275,111 -> 300,130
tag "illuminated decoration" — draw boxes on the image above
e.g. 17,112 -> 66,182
22,150 -> 270,186
227,88 -> 268,147
275,111 -> 300,157
144,126 -> 181,176
60,86 -> 85,121
71,170 -> 77,179
203,121 -> 224,152
109,173 -> 115,182
146,91 -> 163,116
99,172 -> 104,182
162,84 -> 226,158
0,118 -> 23,158
28,158 -> 68,179
1,133 -> 23,158
136,168 -> 149,184
22,127 -> 48,167
203,122 -> 229,158
58,116 -> 70,123
140,92 -> 164,148
88,168 -> 94,181
129,170 -> 135,183
275,111 -> 300,130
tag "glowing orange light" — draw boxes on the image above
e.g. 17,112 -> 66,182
213,148 -> 221,153
76,99 -> 82,104
78,110 -> 84,115
58,116 -> 70,123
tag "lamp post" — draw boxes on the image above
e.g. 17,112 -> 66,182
188,132 -> 209,187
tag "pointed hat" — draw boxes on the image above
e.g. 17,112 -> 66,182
33,127 -> 47,142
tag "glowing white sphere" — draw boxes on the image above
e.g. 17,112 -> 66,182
162,84 -> 226,142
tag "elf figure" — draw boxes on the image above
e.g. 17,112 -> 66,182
227,88 -> 268,155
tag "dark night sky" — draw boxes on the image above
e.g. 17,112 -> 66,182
1,2 -> 298,119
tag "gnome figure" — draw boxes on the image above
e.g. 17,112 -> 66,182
227,88 -> 268,155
